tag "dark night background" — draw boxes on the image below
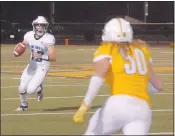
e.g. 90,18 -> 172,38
1,1 -> 174,44
1,1 -> 174,23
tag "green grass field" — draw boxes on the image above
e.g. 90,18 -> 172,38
1,44 -> 174,135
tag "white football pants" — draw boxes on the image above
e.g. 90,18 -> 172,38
84,95 -> 152,135
18,60 -> 49,105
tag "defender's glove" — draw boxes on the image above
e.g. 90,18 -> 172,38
73,101 -> 89,123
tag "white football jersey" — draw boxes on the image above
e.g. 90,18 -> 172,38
24,31 -> 55,66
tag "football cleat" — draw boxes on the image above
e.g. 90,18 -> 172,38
15,104 -> 28,111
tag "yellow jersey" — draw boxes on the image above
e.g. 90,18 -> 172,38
93,42 -> 152,105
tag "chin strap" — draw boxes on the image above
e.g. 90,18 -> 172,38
34,33 -> 44,40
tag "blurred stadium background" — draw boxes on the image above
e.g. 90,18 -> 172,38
1,1 -> 174,44
1,1 -> 174,135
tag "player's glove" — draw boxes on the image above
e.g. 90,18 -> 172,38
73,101 -> 89,123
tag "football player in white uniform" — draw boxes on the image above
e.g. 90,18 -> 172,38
15,16 -> 56,111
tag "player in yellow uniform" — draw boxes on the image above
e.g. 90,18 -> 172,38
73,18 -> 163,135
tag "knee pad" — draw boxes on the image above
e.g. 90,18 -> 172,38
27,86 -> 37,94
36,84 -> 43,93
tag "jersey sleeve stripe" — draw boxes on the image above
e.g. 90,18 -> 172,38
93,55 -> 112,63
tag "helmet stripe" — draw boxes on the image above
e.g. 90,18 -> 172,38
117,18 -> 123,34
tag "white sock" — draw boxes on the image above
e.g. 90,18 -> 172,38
19,93 -> 28,106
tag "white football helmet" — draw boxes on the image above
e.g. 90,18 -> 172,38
32,16 -> 49,36
102,18 -> 133,43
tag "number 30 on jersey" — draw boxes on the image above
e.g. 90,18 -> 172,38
124,49 -> 147,75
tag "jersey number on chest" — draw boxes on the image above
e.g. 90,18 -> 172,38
31,45 -> 44,62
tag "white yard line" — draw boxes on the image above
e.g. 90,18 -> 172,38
1,77 -> 68,79
1,82 -> 173,89
153,64 -> 173,66
1,84 -> 88,88
161,52 -> 173,54
1,63 -> 173,68
147,132 -> 174,135
157,73 -> 173,76
153,62 -> 173,64
112,132 -> 174,135
153,59 -> 173,61
1,70 -> 80,74
1,66 -> 25,68
8,73 -> 174,80
2,92 -> 173,101
1,109 -> 173,117
0,73 -> 173,80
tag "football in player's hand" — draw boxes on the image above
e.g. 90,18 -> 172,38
14,42 -> 26,57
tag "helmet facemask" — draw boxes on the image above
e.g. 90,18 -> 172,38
32,16 -> 49,37
33,23 -> 48,36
